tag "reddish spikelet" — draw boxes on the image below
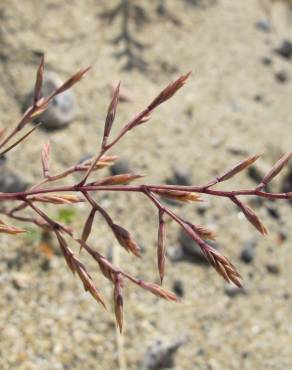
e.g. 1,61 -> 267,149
192,224 -> 216,241
140,281 -> 179,301
41,142 -> 51,178
148,72 -> 191,110
76,264 -> 106,308
55,231 -> 76,274
34,55 -> 45,105
232,197 -> 267,236
29,194 -> 85,205
203,245 -> 242,287
81,208 -> 96,243
218,155 -> 260,182
92,173 -> 143,186
114,273 -> 124,333
112,224 -> 141,257
103,82 -> 120,147
257,150 -> 292,189
157,211 -> 166,283
0,220 -> 26,235
52,67 -> 91,97
154,190 -> 201,203
77,155 -> 118,171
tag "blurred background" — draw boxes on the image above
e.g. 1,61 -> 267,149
0,0 -> 292,369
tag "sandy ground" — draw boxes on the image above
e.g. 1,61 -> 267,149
0,0 -> 292,369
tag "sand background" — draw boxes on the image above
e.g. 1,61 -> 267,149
0,0 -> 292,369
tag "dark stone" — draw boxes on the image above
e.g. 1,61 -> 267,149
240,241 -> 256,264
166,165 -> 192,186
0,163 -> 29,193
281,167 -> 292,202
266,264 -> 280,275
172,280 -> 184,297
225,285 -> 247,297
110,159 -> 131,175
255,20 -> 271,33
275,71 -> 288,84
254,94 -> 263,102
266,202 -> 280,220
140,338 -> 186,370
23,72 -> 76,131
178,229 -> 217,264
261,57 -> 272,66
275,40 -> 292,59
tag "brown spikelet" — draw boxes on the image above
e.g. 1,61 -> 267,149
257,150 -> 292,189
148,72 -> 191,110
232,197 -> 267,235
203,245 -> 242,287
191,224 -> 216,241
103,82 -> 120,147
93,173 -> 143,186
81,208 -> 96,243
287,192 -> 292,199
112,224 -> 141,257
34,55 -> 45,105
41,141 -> 51,178
219,155 -> 260,182
55,231 -> 76,274
140,281 -> 179,301
30,102 -> 49,118
0,220 -> 26,235
154,189 -> 201,203
77,155 -> 118,171
76,264 -> 106,308
29,194 -> 85,205
114,274 -> 123,333
157,211 -> 166,283
53,67 -> 91,96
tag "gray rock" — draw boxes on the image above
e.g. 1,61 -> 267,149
172,280 -> 184,297
266,264 -> 280,275
240,241 -> 256,264
247,161 -> 271,189
24,72 -> 76,130
140,337 -> 186,370
261,57 -> 272,66
225,284 -> 247,298
110,159 -> 131,175
255,20 -> 271,33
0,163 -> 29,193
166,165 -> 192,186
275,71 -> 288,84
275,40 -> 292,59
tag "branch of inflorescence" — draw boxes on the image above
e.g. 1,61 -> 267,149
0,55 -> 291,332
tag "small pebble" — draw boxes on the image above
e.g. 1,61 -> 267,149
0,163 -> 29,193
139,337 -> 186,370
255,20 -> 271,33
172,280 -> 184,297
275,40 -> 292,59
261,57 -> 272,66
225,284 -> 247,298
281,166 -> 292,197
166,165 -> 192,186
275,71 -> 288,84
266,264 -> 280,275
110,159 -> 131,175
240,241 -> 256,264
266,202 -> 280,220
